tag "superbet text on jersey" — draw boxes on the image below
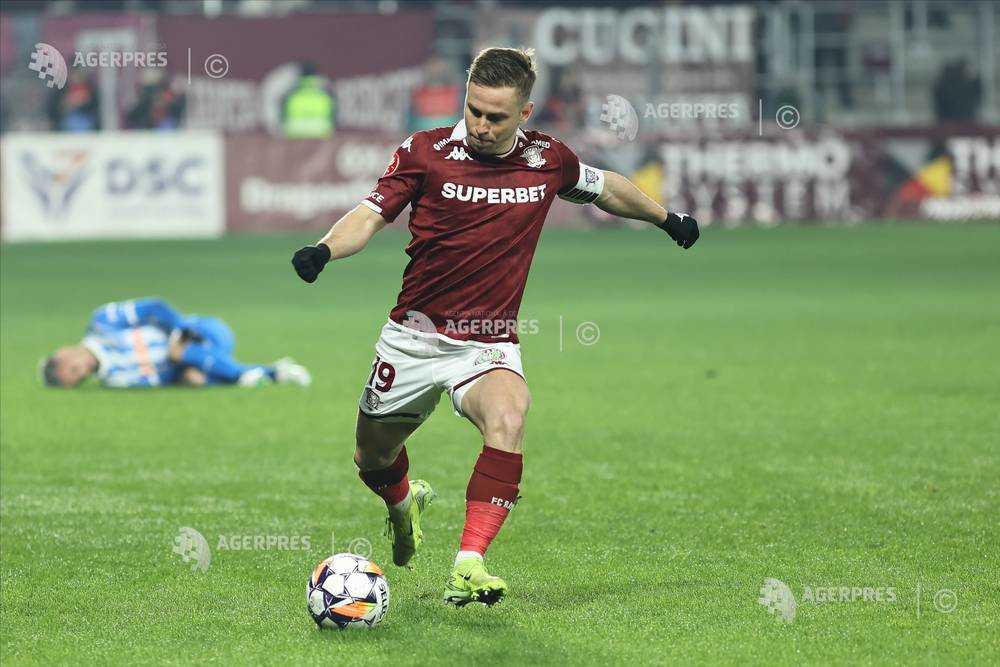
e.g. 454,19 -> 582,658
362,119 -> 604,344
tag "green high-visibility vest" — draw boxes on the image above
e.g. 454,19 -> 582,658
283,77 -> 334,138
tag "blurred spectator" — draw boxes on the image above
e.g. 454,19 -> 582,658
535,66 -> 583,133
933,59 -> 982,122
630,150 -> 665,207
280,61 -> 335,138
47,70 -> 99,132
407,55 -> 461,132
125,70 -> 186,130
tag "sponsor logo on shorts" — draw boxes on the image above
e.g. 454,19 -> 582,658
363,388 -> 381,411
473,348 -> 507,367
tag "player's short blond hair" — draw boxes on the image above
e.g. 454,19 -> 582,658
467,47 -> 537,102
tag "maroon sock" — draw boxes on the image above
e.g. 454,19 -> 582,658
358,447 -> 410,506
460,446 -> 523,555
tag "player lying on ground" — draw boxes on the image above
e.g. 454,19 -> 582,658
41,298 -> 311,389
292,47 -> 698,606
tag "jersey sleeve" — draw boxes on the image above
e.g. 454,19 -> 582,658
87,298 -> 183,335
554,140 -> 605,205
361,133 -> 428,223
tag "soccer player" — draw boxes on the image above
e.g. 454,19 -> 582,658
41,298 -> 311,389
292,47 -> 698,606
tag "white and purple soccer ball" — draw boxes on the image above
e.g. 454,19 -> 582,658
307,553 -> 389,629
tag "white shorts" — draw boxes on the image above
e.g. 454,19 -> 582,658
358,319 -> 525,424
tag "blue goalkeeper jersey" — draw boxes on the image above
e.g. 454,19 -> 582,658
81,299 -> 182,388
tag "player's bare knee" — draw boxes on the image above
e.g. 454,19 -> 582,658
354,437 -> 399,470
354,411 -> 418,469
485,406 -> 525,444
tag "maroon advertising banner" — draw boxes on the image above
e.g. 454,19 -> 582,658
226,131 -> 404,233
224,126 -> 999,235
651,127 -> 1000,224
157,12 -> 434,134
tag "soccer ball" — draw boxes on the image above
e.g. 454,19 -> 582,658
307,553 -> 389,629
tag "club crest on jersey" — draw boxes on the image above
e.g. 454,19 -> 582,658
521,145 -> 546,168
585,168 -> 599,184
445,146 -> 472,161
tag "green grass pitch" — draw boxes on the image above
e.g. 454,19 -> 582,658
2,224 -> 998,664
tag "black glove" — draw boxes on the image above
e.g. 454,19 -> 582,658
291,244 -> 332,283
657,212 -> 700,249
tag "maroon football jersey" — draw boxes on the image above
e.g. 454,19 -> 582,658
362,119 -> 605,343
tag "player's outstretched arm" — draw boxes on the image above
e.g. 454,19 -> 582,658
291,204 -> 387,283
595,170 -> 699,249
88,298 -> 184,335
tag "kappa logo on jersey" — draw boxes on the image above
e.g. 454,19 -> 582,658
441,182 -> 547,204
400,135 -> 414,152
521,145 -> 546,168
445,146 -> 472,161
382,152 -> 400,177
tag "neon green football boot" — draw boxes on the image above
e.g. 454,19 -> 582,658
385,479 -> 436,568
443,556 -> 508,606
